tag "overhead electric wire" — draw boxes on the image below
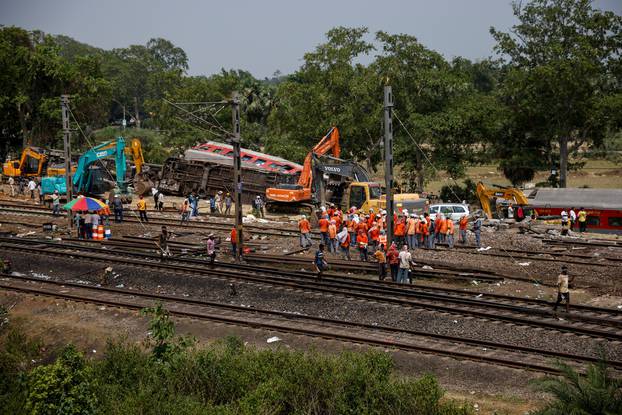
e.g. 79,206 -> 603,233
393,110 -> 542,283
67,106 -> 166,255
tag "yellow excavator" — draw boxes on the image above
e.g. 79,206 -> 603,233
2,146 -> 76,178
476,182 -> 533,219
2,147 -> 49,177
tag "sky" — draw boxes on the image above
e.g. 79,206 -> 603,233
1,0 -> 620,79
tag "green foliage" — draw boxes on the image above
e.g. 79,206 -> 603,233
93,126 -> 170,163
140,302 -> 195,362
375,32 -> 503,189
440,179 -> 478,204
268,27 -> 381,164
0,27 -> 112,153
26,345 -> 98,415
531,360 -> 622,415
490,0 -> 622,186
89,337 -> 471,415
0,308 -> 472,414
0,322 -> 43,414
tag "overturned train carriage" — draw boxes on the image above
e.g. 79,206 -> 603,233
156,157 -> 297,203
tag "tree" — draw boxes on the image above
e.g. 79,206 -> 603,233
268,27 -> 382,165
374,33 -> 501,191
0,27 -> 111,152
491,0 -> 622,187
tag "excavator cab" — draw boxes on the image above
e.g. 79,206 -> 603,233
2,147 -> 47,177
476,182 -> 534,220
341,182 -> 383,213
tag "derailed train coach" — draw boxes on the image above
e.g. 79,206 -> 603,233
155,156 -> 298,204
526,188 -> 622,233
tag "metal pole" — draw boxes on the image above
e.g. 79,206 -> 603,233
134,97 -> 141,129
383,86 -> 394,246
61,95 -> 73,229
231,92 -> 243,261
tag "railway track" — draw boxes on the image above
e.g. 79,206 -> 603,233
0,205 -> 302,238
2,236 -> 622,342
2,272 -> 620,375
542,238 -> 622,249
433,244 -> 621,267
3,202 -> 620,267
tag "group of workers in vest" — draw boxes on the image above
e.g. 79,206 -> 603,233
299,204 -> 483,282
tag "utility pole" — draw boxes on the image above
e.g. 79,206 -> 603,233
231,92 -> 243,261
383,86 -> 394,246
134,97 -> 141,129
60,95 -> 73,228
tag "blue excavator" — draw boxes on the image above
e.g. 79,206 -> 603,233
42,137 -> 144,200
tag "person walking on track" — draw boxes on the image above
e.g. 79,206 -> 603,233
386,243 -> 399,282
314,243 -> 328,279
553,265 -> 574,313
180,198 -> 190,226
8,176 -> 15,197
158,226 -> 171,260
472,213 -> 482,248
373,244 -> 387,281
27,178 -> 36,199
137,195 -> 148,222
206,234 -> 216,265
397,245 -> 413,284
298,215 -> 312,248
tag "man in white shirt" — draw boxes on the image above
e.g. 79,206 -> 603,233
27,179 -> 36,199
7,176 -> 15,196
560,210 -> 569,235
397,245 -> 413,284
51,190 -> 60,216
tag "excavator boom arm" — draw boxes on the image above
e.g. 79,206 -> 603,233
73,138 -> 127,192
476,182 -> 529,219
297,127 -> 340,188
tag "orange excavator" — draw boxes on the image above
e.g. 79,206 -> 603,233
266,127 -> 424,216
266,126 -> 341,207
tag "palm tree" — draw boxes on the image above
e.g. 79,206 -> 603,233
531,360 -> 622,415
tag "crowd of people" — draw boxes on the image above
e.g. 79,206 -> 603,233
299,204 -> 485,284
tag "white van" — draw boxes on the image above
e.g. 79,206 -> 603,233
429,203 -> 470,222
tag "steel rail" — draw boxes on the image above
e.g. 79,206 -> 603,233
2,273 -> 614,375
2,238 -> 622,340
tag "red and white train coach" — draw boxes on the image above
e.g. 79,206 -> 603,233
526,188 -> 622,233
187,141 -> 302,175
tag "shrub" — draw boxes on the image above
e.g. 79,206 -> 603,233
26,345 -> 98,415
531,360 -> 622,415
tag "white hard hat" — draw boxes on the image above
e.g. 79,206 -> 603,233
302,214 -> 306,219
